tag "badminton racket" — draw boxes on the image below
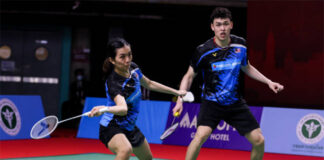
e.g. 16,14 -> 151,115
30,107 -> 108,139
160,92 -> 194,140
160,112 -> 180,140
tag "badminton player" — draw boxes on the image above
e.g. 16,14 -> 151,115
172,7 -> 284,160
89,38 -> 186,160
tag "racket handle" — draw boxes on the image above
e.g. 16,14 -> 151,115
83,107 -> 109,116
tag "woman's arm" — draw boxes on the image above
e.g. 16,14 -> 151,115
88,94 -> 128,117
140,75 -> 186,96
241,61 -> 284,93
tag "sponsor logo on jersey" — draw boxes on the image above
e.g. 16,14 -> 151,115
212,64 -> 217,70
211,60 -> 241,71
134,72 -> 139,79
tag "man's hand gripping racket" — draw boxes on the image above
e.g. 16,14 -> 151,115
160,91 -> 194,140
30,107 -> 108,139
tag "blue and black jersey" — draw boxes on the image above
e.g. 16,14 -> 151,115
191,35 -> 247,105
100,62 -> 143,131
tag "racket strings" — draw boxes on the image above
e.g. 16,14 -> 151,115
31,116 -> 58,139
160,116 -> 180,140
160,122 -> 179,140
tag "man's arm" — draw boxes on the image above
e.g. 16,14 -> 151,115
173,66 -> 197,115
241,61 -> 284,93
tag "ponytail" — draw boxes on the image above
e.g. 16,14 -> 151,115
102,58 -> 113,79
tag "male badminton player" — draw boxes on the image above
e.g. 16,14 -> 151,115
88,38 -> 186,160
172,7 -> 284,160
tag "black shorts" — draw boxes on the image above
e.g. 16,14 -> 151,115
197,99 -> 260,136
99,121 -> 145,148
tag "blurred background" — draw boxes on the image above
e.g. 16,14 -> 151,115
0,0 -> 323,119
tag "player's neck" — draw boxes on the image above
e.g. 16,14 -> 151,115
114,68 -> 130,78
214,36 -> 230,48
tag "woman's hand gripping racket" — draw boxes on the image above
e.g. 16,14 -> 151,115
160,91 -> 194,140
30,107 -> 109,139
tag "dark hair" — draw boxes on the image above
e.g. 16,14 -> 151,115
210,7 -> 232,24
103,37 -> 130,78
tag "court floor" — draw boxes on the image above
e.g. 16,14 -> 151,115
1,134 -> 323,160
4,153 -> 165,160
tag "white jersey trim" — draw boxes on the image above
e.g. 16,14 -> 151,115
230,43 -> 247,49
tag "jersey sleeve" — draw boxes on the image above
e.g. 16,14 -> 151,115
106,79 -> 124,100
241,52 -> 248,66
190,47 -> 202,73
241,39 -> 248,66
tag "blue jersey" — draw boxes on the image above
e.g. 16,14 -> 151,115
191,35 -> 248,105
100,62 -> 143,131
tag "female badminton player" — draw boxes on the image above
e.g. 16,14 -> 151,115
88,38 -> 186,160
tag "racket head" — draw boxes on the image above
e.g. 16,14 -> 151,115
160,122 -> 179,140
30,115 -> 59,139
182,91 -> 194,102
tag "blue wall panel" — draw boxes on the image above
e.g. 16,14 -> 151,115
136,100 -> 171,144
261,107 -> 324,157
0,95 -> 45,140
